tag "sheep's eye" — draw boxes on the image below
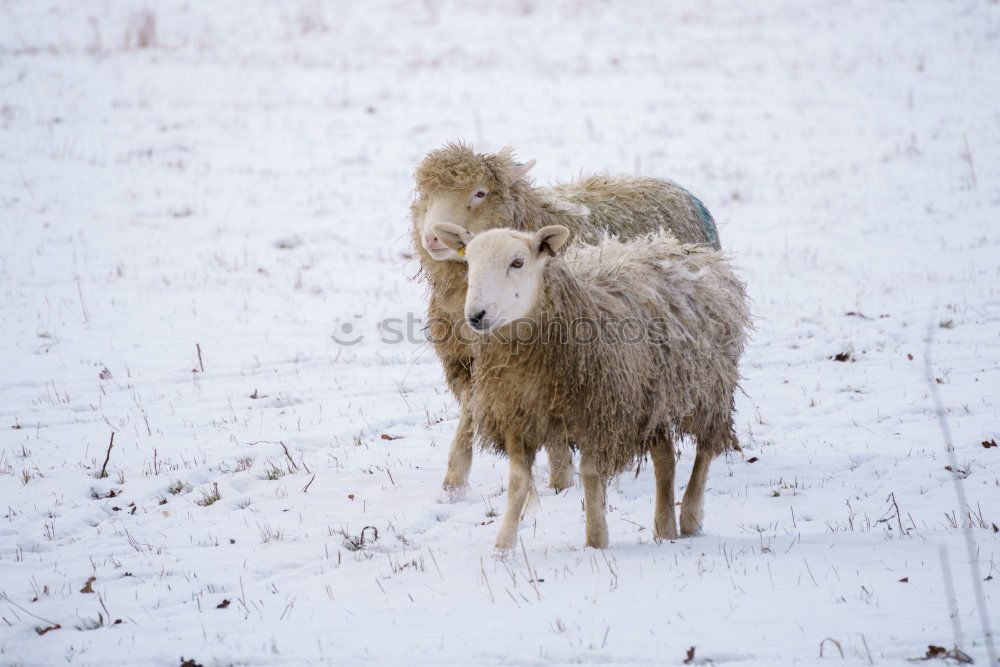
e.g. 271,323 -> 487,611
510,258 -> 524,269
474,190 -> 487,199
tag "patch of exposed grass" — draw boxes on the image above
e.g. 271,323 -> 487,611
261,461 -> 285,481
234,456 -> 255,473
168,479 -> 190,495
196,482 -> 221,507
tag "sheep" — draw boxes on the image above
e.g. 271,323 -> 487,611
431,222 -> 749,551
410,142 -> 722,496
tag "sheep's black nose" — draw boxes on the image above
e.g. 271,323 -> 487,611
467,310 -> 486,330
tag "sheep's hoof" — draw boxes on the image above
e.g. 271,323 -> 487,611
679,506 -> 704,536
492,545 -> 516,561
493,535 -> 518,559
441,470 -> 469,488
585,531 -> 609,549
654,524 -> 679,541
679,522 -> 703,537
439,482 -> 468,503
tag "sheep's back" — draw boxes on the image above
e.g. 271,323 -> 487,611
550,175 -> 721,249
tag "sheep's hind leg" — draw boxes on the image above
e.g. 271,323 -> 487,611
441,404 -> 474,498
680,448 -> 712,536
494,429 -> 535,555
546,441 -> 574,492
651,436 -> 678,540
580,451 -> 609,549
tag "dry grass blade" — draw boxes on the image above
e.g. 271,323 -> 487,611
98,432 -> 114,479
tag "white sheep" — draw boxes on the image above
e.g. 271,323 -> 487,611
432,222 -> 749,551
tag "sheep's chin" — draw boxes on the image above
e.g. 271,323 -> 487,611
471,317 -> 512,336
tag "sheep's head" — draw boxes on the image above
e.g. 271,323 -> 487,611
413,143 -> 535,261
433,223 -> 570,332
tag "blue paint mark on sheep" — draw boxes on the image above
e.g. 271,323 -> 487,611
680,188 -> 721,250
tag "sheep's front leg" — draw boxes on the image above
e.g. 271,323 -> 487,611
495,429 -> 535,554
545,441 -> 574,492
580,451 -> 609,549
680,448 -> 712,536
441,404 -> 474,497
651,437 -> 678,540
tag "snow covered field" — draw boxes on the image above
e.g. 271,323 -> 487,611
2,1 -> 998,664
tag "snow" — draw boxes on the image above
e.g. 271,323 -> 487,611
1,0 -> 998,664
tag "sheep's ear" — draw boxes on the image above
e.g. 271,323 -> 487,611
432,222 -> 474,255
535,225 -> 570,257
510,158 -> 536,182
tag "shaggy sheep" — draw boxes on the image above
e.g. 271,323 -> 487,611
432,223 -> 749,551
411,143 -> 722,495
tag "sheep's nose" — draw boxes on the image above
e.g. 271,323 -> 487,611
467,310 -> 486,330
